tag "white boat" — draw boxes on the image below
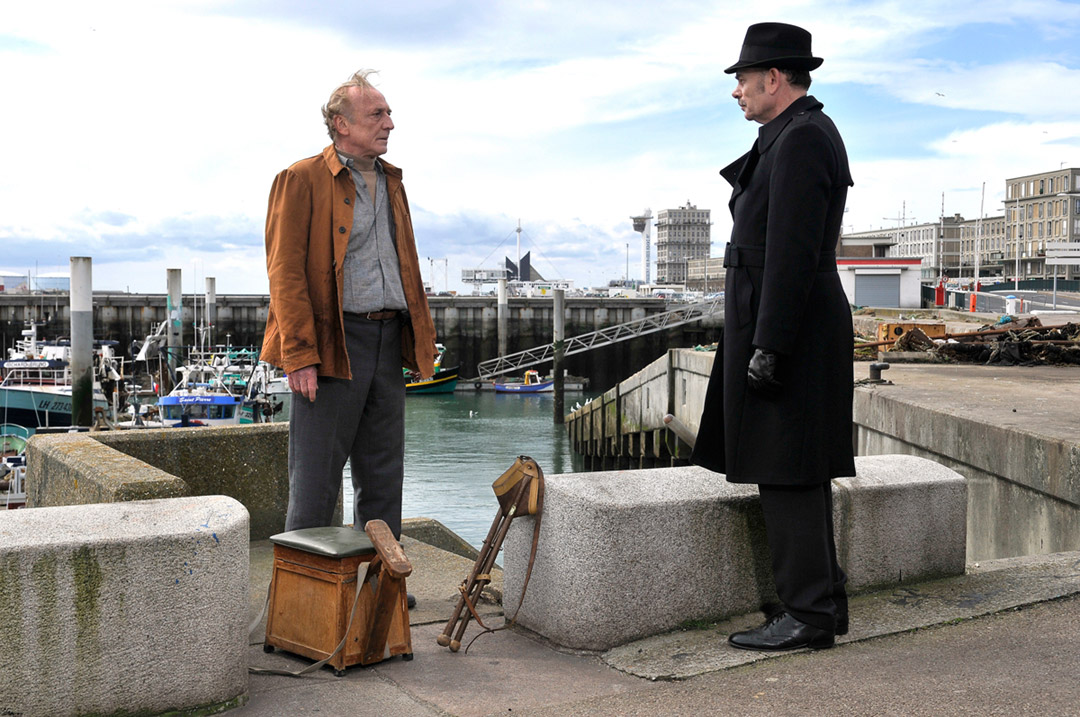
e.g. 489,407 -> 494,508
239,362 -> 292,423
0,324 -> 113,429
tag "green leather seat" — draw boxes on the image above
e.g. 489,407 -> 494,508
269,526 -> 376,558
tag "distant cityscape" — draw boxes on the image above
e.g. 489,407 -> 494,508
841,165 -> 1080,283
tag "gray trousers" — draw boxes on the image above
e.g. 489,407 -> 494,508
285,314 -> 405,538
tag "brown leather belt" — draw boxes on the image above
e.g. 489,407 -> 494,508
347,310 -> 401,321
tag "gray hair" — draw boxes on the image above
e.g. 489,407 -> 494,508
322,69 -> 379,140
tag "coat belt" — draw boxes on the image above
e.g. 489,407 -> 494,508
724,244 -> 838,272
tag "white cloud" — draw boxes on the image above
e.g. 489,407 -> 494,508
3,1 -> 1080,293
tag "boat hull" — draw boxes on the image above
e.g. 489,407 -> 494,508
406,367 -> 460,395
494,380 -> 554,393
0,385 -> 109,429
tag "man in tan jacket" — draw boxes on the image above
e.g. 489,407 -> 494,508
262,70 -> 437,556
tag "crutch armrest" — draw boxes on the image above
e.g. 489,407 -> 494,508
364,519 -> 413,579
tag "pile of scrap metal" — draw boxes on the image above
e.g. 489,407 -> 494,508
861,317 -> 1080,366
854,317 -> 1080,366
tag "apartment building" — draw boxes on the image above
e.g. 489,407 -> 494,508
655,202 -> 711,284
1005,168 -> 1079,280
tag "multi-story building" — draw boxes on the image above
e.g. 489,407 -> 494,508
685,257 -> 725,293
1005,168 -> 1080,281
841,215 -> 968,281
955,214 -> 1007,282
655,201 -> 711,284
840,166 -> 1080,284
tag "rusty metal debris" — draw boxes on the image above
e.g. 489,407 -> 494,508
859,320 -> 1080,366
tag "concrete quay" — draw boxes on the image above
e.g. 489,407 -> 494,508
241,533 -> 1080,716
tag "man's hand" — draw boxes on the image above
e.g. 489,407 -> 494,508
288,365 -> 319,403
747,348 -> 781,397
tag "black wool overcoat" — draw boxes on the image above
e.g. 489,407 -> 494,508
691,95 -> 856,486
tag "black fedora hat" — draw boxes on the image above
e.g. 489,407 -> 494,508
724,22 -> 823,74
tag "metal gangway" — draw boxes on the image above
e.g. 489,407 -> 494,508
476,297 -> 723,379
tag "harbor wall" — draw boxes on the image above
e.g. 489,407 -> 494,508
565,349 -> 1080,563
26,423 -> 306,539
0,294 -> 721,391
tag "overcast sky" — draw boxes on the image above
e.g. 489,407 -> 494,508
4,0 -> 1080,294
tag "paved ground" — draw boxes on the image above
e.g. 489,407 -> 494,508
239,540 -> 1080,717
236,314 -> 1080,716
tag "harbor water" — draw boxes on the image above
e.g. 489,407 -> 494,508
343,390 -> 591,549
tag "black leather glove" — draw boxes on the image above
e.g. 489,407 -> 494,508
747,348 -> 782,397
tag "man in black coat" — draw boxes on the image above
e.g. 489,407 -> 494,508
691,22 -> 856,651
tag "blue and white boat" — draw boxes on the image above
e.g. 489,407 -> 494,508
494,369 -> 554,394
156,363 -> 243,428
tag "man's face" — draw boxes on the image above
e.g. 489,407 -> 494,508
732,70 -> 773,124
336,86 -> 394,160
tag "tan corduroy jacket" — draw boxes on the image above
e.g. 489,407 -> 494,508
261,145 -> 437,379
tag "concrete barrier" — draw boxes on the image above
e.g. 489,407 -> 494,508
503,455 -> 966,651
26,423 -> 319,540
0,495 -> 249,716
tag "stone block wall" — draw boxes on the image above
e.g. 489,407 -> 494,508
0,496 -> 249,716
503,455 -> 966,651
27,423 -> 311,540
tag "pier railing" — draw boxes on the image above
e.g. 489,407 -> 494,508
476,297 -> 723,379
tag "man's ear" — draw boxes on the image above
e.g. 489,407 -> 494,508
334,114 -> 350,136
767,68 -> 783,94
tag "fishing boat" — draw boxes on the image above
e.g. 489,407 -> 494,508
406,365 -> 460,394
156,362 -> 243,428
494,369 -> 554,394
0,424 -> 30,509
405,343 -> 459,395
0,324 -> 113,429
239,362 -> 292,423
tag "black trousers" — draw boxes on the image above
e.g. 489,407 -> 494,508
285,314 -> 405,538
757,481 -> 847,631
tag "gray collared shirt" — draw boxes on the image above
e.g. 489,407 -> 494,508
338,154 -> 408,313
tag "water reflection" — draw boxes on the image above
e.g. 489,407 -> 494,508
344,391 -> 589,548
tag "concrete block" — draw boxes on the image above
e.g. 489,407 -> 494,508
503,466 -> 775,651
0,496 -> 249,716
503,455 -> 967,651
27,423 -> 311,540
834,454 -> 967,591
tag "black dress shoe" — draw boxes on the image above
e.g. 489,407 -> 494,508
762,602 -> 847,636
407,593 -> 416,609
728,612 -> 835,652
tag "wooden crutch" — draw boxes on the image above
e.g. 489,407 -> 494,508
435,503 -> 509,648
437,456 -> 543,652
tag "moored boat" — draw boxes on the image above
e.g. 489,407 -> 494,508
406,365 -> 460,394
405,343 -> 459,395
239,362 -> 292,423
0,325 -> 112,429
494,369 -> 554,394
156,363 -> 243,428
0,423 -> 30,509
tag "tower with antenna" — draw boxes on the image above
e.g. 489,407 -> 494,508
631,209 -> 653,284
